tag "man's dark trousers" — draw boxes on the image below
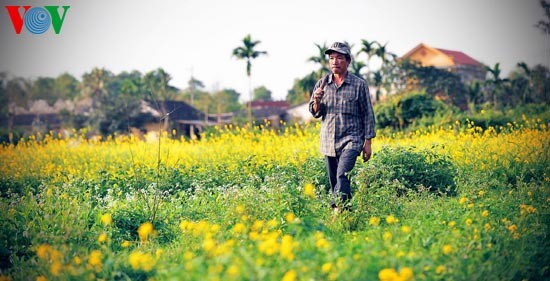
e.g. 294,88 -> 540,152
325,149 -> 360,209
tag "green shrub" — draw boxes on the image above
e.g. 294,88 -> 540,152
374,92 -> 454,130
357,146 -> 457,195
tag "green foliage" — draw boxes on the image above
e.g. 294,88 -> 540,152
253,86 -> 273,101
459,104 -> 550,131
375,92 -> 452,130
98,92 -> 142,137
0,125 -> 549,280
400,60 -> 467,108
0,175 -> 42,196
357,146 -> 457,195
30,77 -> 56,105
286,71 -> 321,106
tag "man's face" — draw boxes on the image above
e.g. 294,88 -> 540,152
328,52 -> 349,75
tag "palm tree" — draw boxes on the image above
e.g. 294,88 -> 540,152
357,39 -> 379,67
515,62 -> 534,104
536,0 -> 550,34
307,42 -> 330,74
485,63 -> 509,108
350,60 -> 366,78
466,81 -> 481,111
232,34 -> 267,124
375,42 -> 390,63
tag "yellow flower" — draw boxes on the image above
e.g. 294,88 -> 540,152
235,205 -> 245,214
251,220 -> 264,231
442,244 -> 453,255
465,218 -> 472,226
399,267 -> 414,281
156,249 -> 163,259
121,240 -> 131,248
435,265 -> 446,274
508,224 -> 518,233
87,250 -> 102,271
226,264 -> 239,276
280,235 -> 295,261
73,256 -> 82,265
285,212 -> 296,223
179,220 -> 190,232
210,223 -> 220,234
50,261 -> 62,276
385,215 -> 398,224
401,226 -> 411,233
233,223 -> 247,235
98,233 -> 108,243
249,231 -> 260,240
321,262 -> 333,273
459,197 -> 468,204
383,231 -> 392,241
129,251 -> 156,272
184,251 -> 194,261
481,210 -> 489,217
203,237 -> 216,253
315,237 -> 330,249
282,269 -> 297,281
36,276 -> 47,281
520,204 -> 537,215
378,268 -> 398,281
396,251 -> 405,258
369,217 -> 380,226
36,244 -> 50,260
100,213 -> 112,226
448,221 -> 456,228
303,183 -> 316,198
138,222 -> 154,242
267,219 -> 278,228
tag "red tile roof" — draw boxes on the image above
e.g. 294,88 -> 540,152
436,48 -> 482,66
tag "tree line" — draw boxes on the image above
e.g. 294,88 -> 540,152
1,42 -> 548,138
1,0 -> 549,139
0,67 -> 277,139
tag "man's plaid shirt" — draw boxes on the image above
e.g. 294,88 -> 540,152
309,73 -> 376,157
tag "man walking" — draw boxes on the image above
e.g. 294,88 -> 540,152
309,41 -> 376,212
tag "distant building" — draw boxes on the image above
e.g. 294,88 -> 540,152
4,99 -> 215,140
241,100 -> 291,127
285,102 -> 314,124
401,43 -> 486,83
248,100 -> 291,109
136,100 -> 219,139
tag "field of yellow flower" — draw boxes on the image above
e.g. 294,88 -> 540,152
0,120 -> 549,280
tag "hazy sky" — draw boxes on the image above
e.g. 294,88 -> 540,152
1,0 -> 549,101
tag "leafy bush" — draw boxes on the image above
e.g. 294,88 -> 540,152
357,146 -> 457,195
375,91 -> 452,130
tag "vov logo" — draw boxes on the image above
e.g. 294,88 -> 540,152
4,5 -> 70,34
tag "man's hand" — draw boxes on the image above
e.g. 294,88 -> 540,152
312,87 -> 325,114
313,87 -> 324,103
362,139 -> 372,162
